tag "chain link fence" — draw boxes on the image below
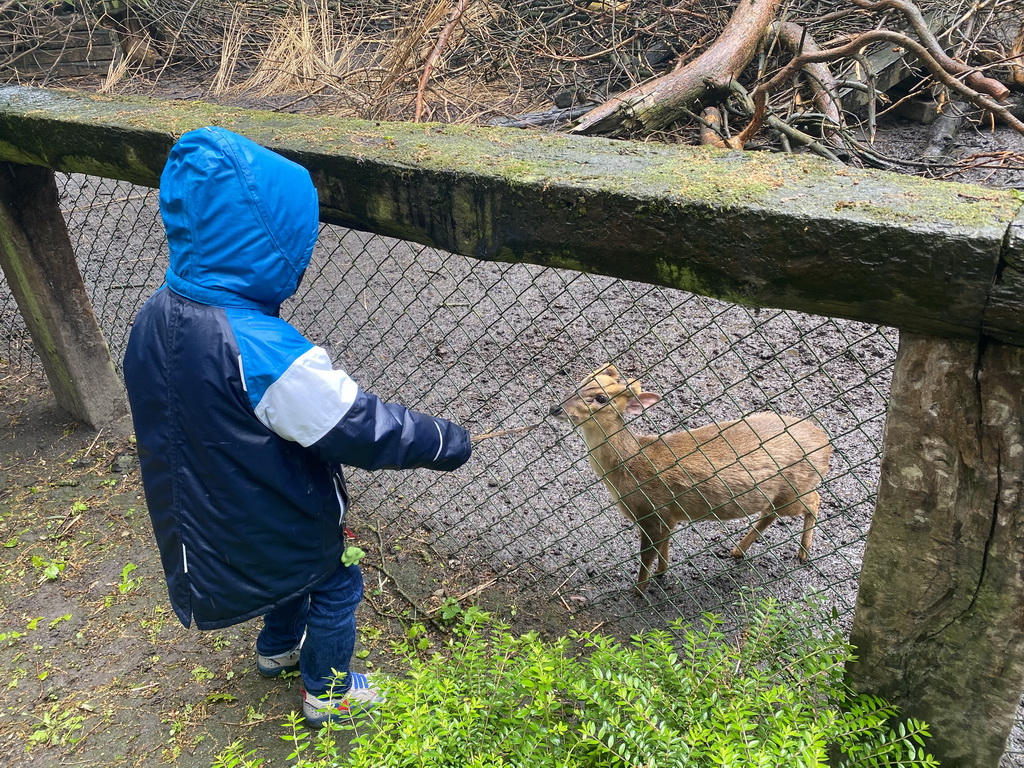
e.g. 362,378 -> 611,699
4,172 -> 893,630
1,172 -> 1022,764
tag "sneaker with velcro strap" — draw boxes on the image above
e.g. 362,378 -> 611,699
302,672 -> 383,727
256,643 -> 302,677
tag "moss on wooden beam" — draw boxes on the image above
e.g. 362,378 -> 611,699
1,85 -> 1022,345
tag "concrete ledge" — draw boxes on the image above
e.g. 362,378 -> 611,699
1,85 -> 1022,345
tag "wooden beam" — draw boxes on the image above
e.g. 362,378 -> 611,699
848,331 -> 1024,768
0,85 -> 1022,347
0,162 -> 129,429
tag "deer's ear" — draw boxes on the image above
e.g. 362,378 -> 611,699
639,392 -> 662,409
625,391 -> 660,415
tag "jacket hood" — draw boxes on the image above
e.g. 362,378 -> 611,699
159,127 -> 320,312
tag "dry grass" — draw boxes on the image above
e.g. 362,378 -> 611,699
209,5 -> 249,96
98,49 -> 136,94
205,0 -> 517,121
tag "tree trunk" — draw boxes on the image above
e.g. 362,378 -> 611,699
848,331 -> 1024,768
570,0 -> 783,137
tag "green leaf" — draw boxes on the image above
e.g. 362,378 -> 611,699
206,693 -> 239,704
342,545 -> 366,567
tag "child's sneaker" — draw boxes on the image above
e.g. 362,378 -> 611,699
256,643 -> 301,677
302,673 -> 383,727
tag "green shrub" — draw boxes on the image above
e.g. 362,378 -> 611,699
273,599 -> 937,768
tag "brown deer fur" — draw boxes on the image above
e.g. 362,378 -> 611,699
550,364 -> 833,594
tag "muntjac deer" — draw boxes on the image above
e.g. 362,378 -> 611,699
550,364 -> 832,594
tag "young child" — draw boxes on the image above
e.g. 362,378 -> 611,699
123,126 -> 472,727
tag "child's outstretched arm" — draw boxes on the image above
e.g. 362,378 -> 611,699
310,388 -> 471,472
233,316 -> 471,472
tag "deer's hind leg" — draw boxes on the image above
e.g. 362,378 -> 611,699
795,490 -> 820,563
767,489 -> 821,563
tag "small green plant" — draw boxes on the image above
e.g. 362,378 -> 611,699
27,703 -> 85,750
436,596 -> 464,623
0,630 -> 26,647
282,598 -> 936,768
404,622 -> 431,652
206,692 -> 239,705
31,555 -> 66,582
211,740 -> 264,768
117,562 -> 142,594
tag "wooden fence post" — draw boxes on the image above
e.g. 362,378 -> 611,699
848,331 -> 1024,768
0,162 -> 128,429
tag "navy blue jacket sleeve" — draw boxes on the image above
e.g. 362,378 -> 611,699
308,389 -> 472,472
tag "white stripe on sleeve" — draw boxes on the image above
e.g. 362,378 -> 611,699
432,419 -> 444,462
254,347 -> 360,446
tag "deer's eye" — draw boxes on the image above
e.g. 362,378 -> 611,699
594,394 -> 609,404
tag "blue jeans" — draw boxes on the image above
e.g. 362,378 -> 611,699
256,561 -> 363,697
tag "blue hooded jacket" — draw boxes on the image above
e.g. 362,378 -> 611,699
123,127 -> 472,630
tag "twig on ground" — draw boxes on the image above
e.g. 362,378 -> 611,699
424,575 -> 500,616
470,423 -> 542,442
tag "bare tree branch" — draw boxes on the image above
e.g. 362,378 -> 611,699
748,29 -> 1024,139
764,21 -> 845,144
852,0 -> 1011,101
415,0 -> 473,122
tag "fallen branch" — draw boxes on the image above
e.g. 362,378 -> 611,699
922,99 -> 972,159
852,0 -> 1011,102
569,0 -> 785,137
699,106 -> 731,148
764,21 -> 845,147
488,104 -> 597,129
731,80 -> 843,162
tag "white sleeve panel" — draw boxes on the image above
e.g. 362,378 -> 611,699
254,346 -> 360,447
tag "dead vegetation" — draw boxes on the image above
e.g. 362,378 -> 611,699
2,0 -> 1023,171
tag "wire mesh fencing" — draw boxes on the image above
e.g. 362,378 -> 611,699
4,171 -> 895,630
2,172 -> 1021,764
